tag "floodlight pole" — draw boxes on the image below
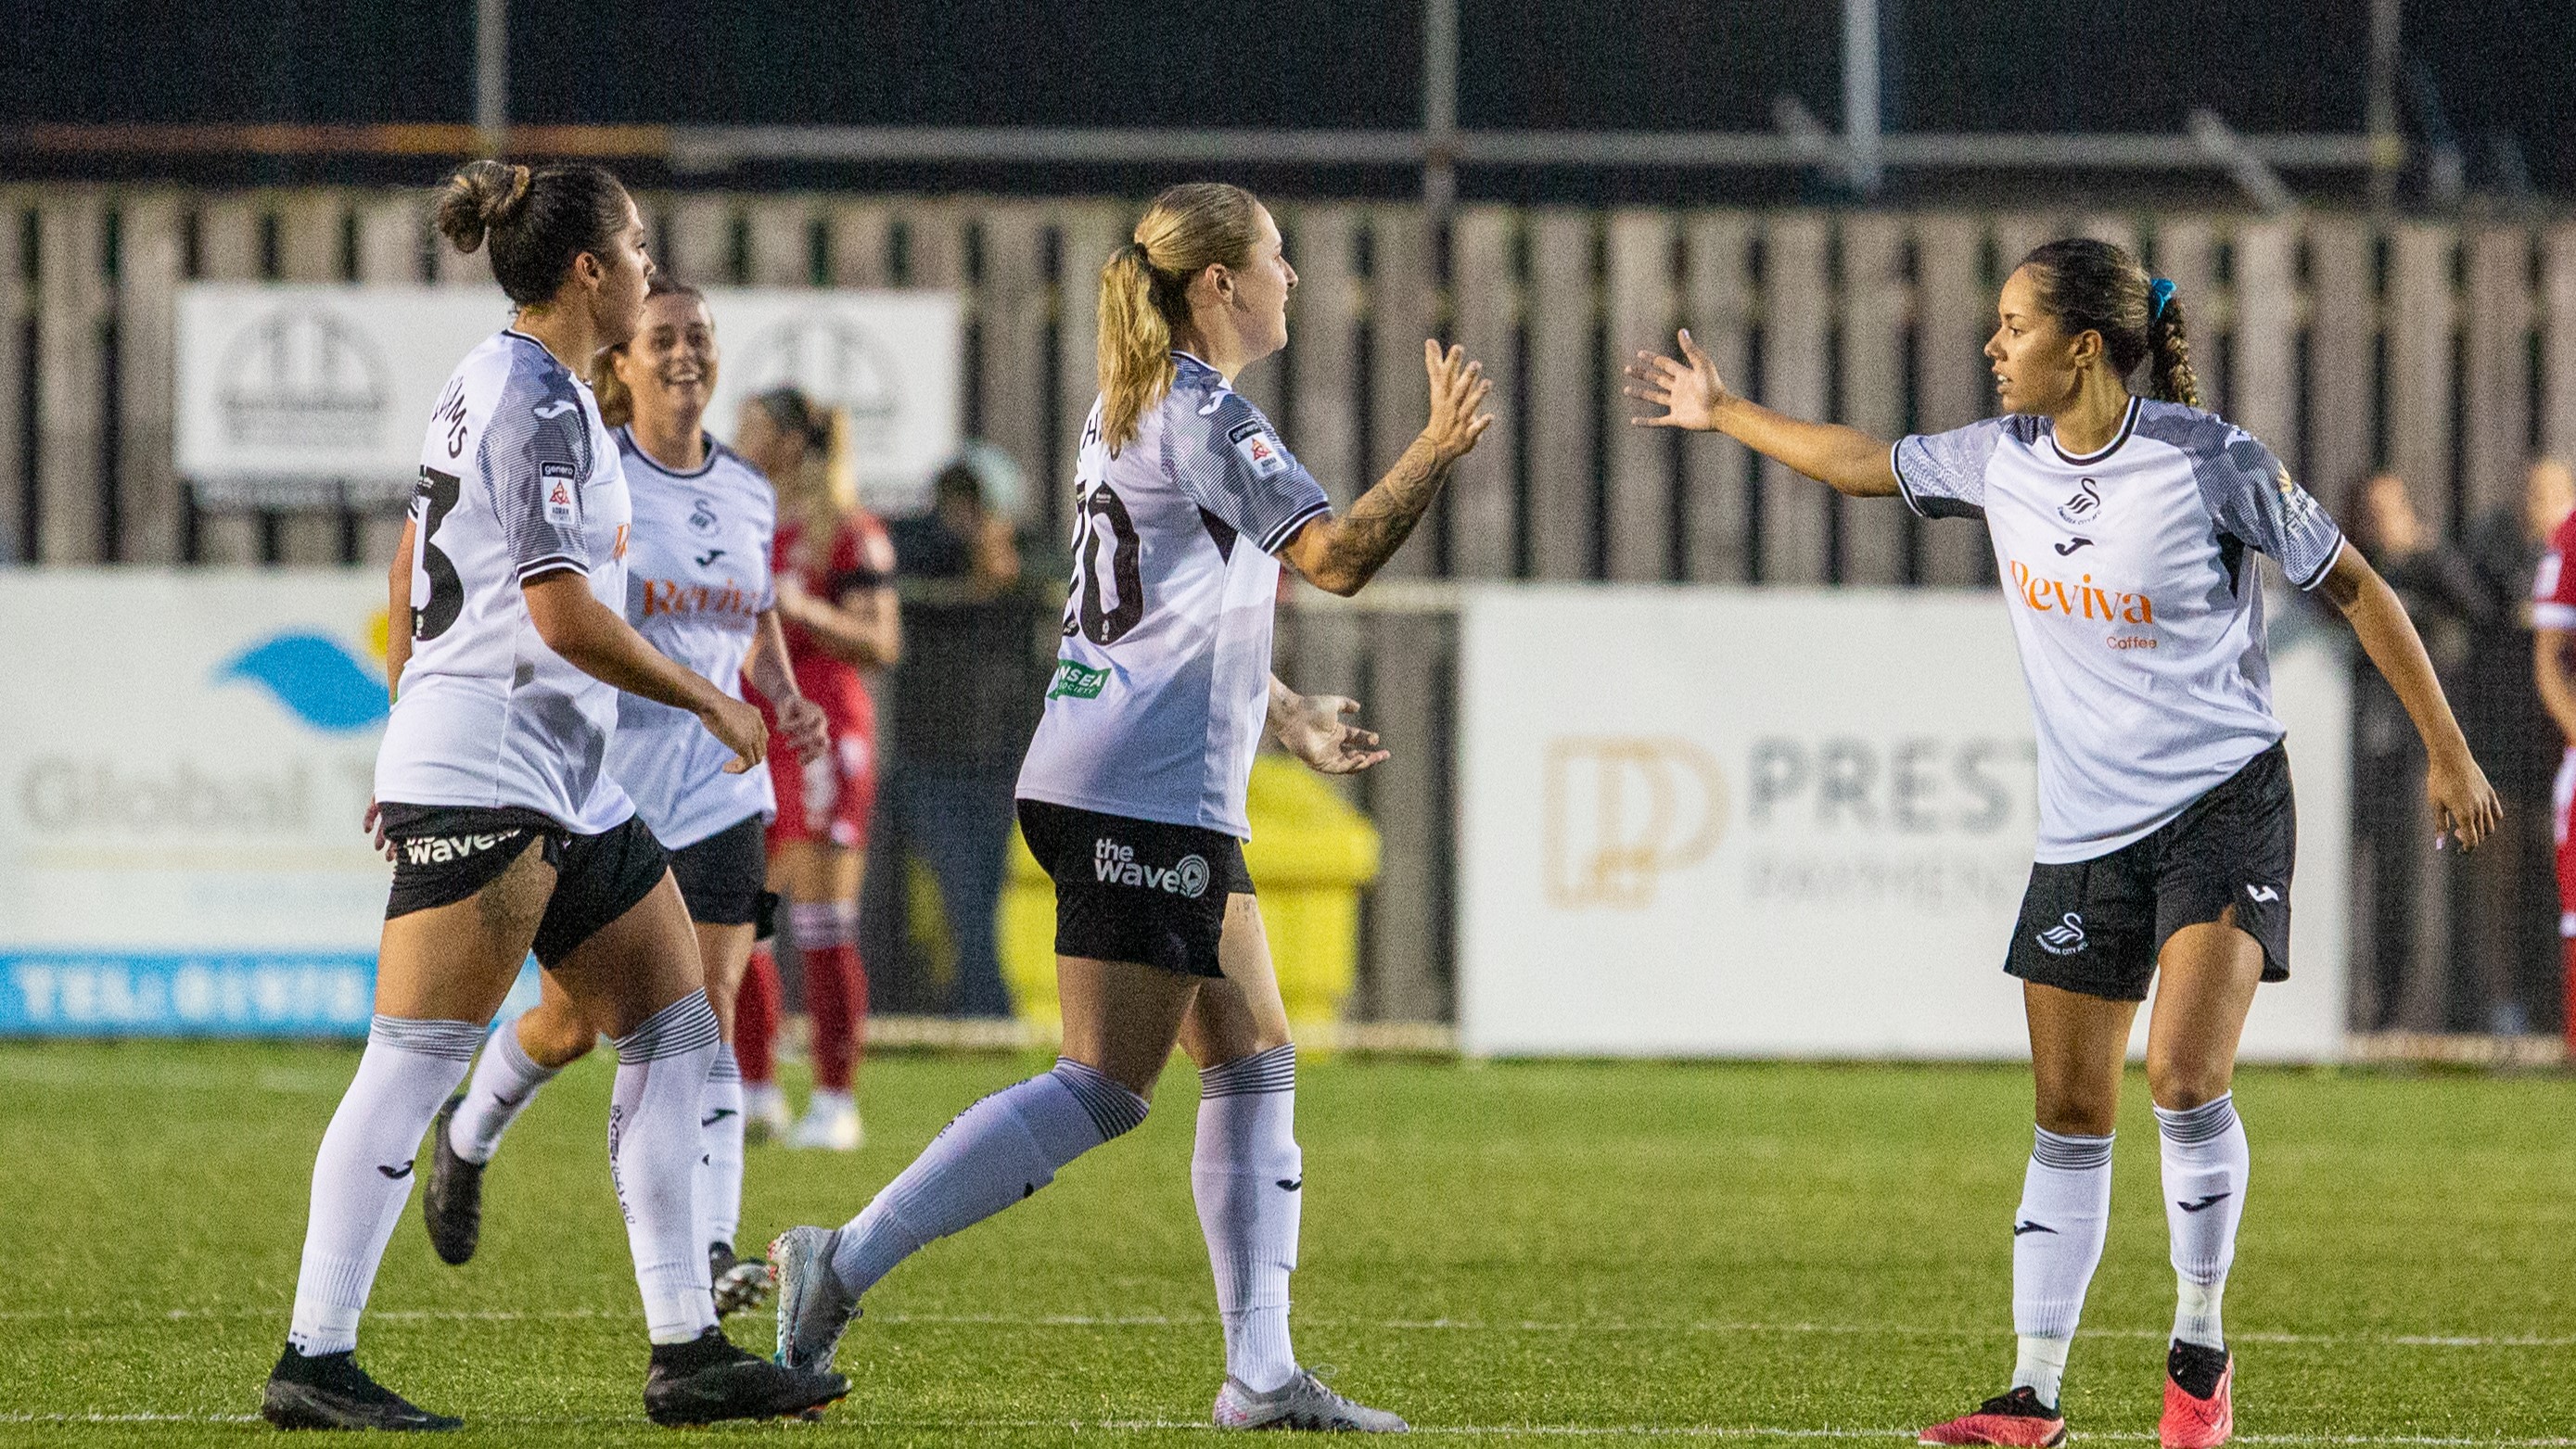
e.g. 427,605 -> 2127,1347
476,0 -> 509,155
1843,0 -> 1883,197
1422,0 -> 1459,222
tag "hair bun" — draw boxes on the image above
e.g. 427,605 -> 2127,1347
433,159 -> 534,256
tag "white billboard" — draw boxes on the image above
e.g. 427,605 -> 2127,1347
176,284 -> 962,513
1455,587 -> 2350,1061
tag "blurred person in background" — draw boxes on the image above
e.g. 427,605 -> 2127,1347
2525,474 -> 2576,1045
423,274 -> 829,1318
2460,459 -> 2576,1034
870,442 -> 1044,1019
732,388 -> 900,1151
2346,472 -> 2489,1029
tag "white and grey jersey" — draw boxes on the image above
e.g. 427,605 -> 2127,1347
1893,396 -> 2345,862
1015,351 -> 1333,837
375,329 -> 635,834
604,427 -> 779,850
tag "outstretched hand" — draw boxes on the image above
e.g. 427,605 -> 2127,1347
1624,329 -> 1729,431
1275,693 -> 1389,776
1421,340 -> 1496,462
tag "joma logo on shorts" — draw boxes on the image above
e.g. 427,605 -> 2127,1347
1092,839 -> 1211,898
402,830 -> 522,866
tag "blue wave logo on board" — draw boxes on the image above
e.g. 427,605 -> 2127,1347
215,632 -> 389,733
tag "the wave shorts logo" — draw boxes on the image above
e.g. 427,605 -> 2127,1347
2034,912 -> 2088,956
215,631 -> 389,732
1093,838 -> 1210,898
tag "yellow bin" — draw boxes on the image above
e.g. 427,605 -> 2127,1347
1002,755 -> 1383,1033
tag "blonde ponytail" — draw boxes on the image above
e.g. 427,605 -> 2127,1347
1095,183 -> 1264,453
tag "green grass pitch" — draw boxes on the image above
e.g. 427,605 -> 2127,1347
3,1041 -> 2574,1445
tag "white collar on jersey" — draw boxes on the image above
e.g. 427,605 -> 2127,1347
2047,394 -> 2144,467
618,424 -> 723,478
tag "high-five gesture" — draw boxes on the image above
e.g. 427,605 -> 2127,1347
1422,339 -> 1498,459
1278,337 -> 1497,595
1624,328 -> 1728,431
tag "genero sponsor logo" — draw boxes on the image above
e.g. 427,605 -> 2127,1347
1544,737 -> 1726,909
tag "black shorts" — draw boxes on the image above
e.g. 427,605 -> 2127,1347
380,804 -> 670,969
1016,798 -> 1254,980
2006,742 -> 2295,1002
668,813 -> 772,929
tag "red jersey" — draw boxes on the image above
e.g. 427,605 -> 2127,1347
2537,509 -> 2576,634
757,510 -> 896,735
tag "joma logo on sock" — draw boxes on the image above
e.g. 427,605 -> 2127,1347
1093,839 -> 1211,898
402,830 -> 523,866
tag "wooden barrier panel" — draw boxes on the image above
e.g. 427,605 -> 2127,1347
2305,216 -> 2376,505
1524,210 -> 1595,580
353,194 -> 427,570
2153,217 -> 2224,414
2387,223 -> 2457,537
1603,209 -> 1673,582
826,201 -> 892,287
746,196 -> 813,286
1912,214 -> 1992,586
1839,212 -> 1908,585
1051,201 -> 1123,509
1366,208 -> 1435,578
35,194 -> 108,565
667,195 -> 734,286
1681,212 -> 1753,582
114,193 -> 185,566
1759,213 -> 1830,585
192,195 -> 264,564
276,190 -> 349,564
2231,219 -> 2298,464
1445,208 -> 1517,578
0,191 -> 27,562
975,203 -> 1051,530
1282,206 -> 1364,510
2546,224 -> 2576,464
2463,225 -> 2533,528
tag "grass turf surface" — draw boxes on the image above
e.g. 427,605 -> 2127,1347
1,1044 -> 2572,1446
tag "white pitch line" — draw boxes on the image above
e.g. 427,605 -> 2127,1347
6,1305 -> 2575,1351
3,1412 -> 2574,1446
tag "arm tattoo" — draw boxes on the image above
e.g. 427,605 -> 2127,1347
1320,435 -> 1452,588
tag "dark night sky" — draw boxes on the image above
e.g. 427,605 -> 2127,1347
5,1 -> 2570,199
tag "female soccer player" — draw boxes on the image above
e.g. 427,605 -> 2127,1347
259,161 -> 846,1431
770,182 -> 1492,1432
729,387 -> 901,1151
1626,238 -> 2500,1448
417,274 -> 830,1316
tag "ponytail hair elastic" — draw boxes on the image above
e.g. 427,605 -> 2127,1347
2149,277 -> 2177,322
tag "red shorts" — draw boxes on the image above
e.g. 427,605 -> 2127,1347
750,655 -> 878,852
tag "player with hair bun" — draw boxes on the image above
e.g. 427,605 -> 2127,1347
728,386 -> 902,1152
417,273 -> 830,1320
260,160 -> 846,1431
770,180 -> 1493,1433
1628,236 -> 2499,1449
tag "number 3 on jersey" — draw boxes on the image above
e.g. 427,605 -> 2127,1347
1065,480 -> 1144,646
413,466 -> 465,641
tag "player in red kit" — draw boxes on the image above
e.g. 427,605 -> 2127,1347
729,387 -> 900,1150
2530,504 -> 2576,1050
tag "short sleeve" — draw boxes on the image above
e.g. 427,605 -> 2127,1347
2199,426 -> 2345,591
480,382 -> 593,581
827,516 -> 897,597
1891,419 -> 2007,521
2535,515 -> 2576,629
1167,388 -> 1332,554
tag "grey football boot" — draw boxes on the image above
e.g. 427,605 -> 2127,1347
768,1226 -> 860,1373
1213,1369 -> 1409,1432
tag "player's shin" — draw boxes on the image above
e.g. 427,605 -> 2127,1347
2010,1126 -> 2115,1407
2156,1094 -> 2248,1349
700,1043 -> 746,1252
1192,1044 -> 1301,1393
446,1013 -> 561,1164
609,992 -> 724,1344
287,1016 -> 482,1354
827,1059 -> 1147,1297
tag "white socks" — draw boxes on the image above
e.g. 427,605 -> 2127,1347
700,1044 -> 746,1252
1193,1045 -> 1302,1393
829,1059 -> 1148,1297
287,1016 -> 482,1355
2157,1093 -> 2248,1349
609,992 -> 724,1344
2009,1126 -> 2114,1407
446,1014 -> 559,1164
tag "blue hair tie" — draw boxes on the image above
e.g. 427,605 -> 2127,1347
2149,278 -> 2177,322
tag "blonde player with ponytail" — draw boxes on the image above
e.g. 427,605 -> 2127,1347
1628,237 -> 2497,1449
772,182 -> 1492,1432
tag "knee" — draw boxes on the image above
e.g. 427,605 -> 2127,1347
2147,1058 -> 2232,1113
516,1004 -> 598,1068
2033,1083 -> 2119,1138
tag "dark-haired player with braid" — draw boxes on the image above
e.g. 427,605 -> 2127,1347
1628,238 -> 2499,1449
260,159 -> 846,1430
